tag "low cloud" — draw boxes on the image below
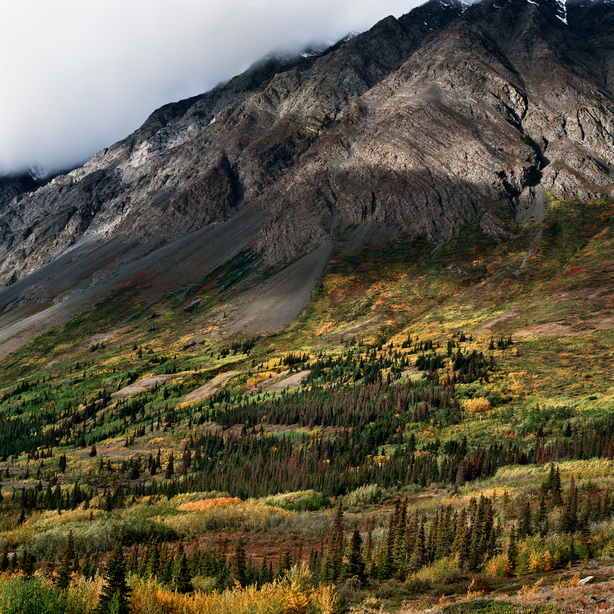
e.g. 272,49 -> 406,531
0,0 -> 422,176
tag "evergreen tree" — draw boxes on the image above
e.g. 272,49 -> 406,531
346,530 -> 365,583
232,538 -> 247,586
165,453 -> 174,479
57,531 -> 75,590
408,525 -> 426,573
174,548 -> 193,593
0,549 -> 8,572
506,527 -> 518,576
328,503 -> 345,583
451,509 -> 470,569
97,543 -> 130,614
148,539 -> 161,578
552,465 -> 563,506
519,501 -> 533,538
560,476 -> 578,533
21,547 -> 35,577
261,556 -> 273,584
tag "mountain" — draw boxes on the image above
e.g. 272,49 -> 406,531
0,0 -> 613,352
3,3 -> 614,606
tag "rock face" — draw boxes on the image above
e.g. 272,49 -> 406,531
1,0 -> 614,283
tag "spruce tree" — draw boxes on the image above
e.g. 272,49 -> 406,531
232,538 -> 247,586
165,453 -> 174,479
328,503 -> 345,583
97,543 -> 130,614
506,527 -> 518,576
408,526 -> 426,573
21,547 -> 35,577
552,466 -> 563,506
174,550 -> 193,593
519,501 -> 533,538
57,530 -> 75,590
0,549 -> 8,572
346,530 -> 366,583
560,476 -> 578,533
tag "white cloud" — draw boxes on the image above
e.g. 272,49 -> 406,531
0,0 -> 423,176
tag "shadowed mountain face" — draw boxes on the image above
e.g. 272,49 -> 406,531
0,0 -> 613,340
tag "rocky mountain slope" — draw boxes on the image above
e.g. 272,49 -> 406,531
1,0 -> 613,350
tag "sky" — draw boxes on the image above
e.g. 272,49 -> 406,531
0,0 -> 425,177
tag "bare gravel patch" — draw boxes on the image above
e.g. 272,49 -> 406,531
111,373 -> 190,401
184,371 -> 239,403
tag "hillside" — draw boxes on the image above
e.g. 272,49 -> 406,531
2,0 -> 614,358
1,0 -> 614,612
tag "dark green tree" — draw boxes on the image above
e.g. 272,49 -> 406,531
328,503 -> 345,583
174,546 -> 193,593
165,453 -> 174,479
232,537 -> 247,586
21,547 -> 35,577
346,529 -> 365,583
506,527 -> 518,576
408,526 -> 426,573
56,530 -> 75,590
97,543 -> 130,614
519,501 -> 533,538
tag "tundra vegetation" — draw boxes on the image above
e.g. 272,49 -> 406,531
1,197 -> 614,612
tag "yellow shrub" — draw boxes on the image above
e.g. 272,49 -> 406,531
129,566 -> 336,614
463,397 -> 491,415
482,553 -> 509,579
246,371 -> 278,389
178,497 -> 242,512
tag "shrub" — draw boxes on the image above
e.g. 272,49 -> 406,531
128,566 -> 336,614
463,397 -> 492,415
0,575 -> 97,614
165,502 -> 289,535
28,517 -> 177,560
442,600 -> 560,613
413,554 -> 463,584
482,553 -> 509,579
262,490 -> 330,511
343,484 -> 384,508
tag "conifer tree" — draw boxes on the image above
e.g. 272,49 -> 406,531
174,547 -> 193,593
57,530 -> 75,590
408,526 -> 426,573
552,465 -> 563,506
165,453 -> 174,479
380,510 -> 396,579
0,548 -> 9,573
148,539 -> 161,578
346,529 -> 366,583
506,527 -> 518,576
232,537 -> 247,586
519,501 -> 533,538
261,556 -> 273,584
328,503 -> 345,583
97,543 -> 130,614
21,547 -> 35,576
278,549 -> 293,575
561,476 -> 578,533
427,511 -> 439,565
451,509 -> 470,569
